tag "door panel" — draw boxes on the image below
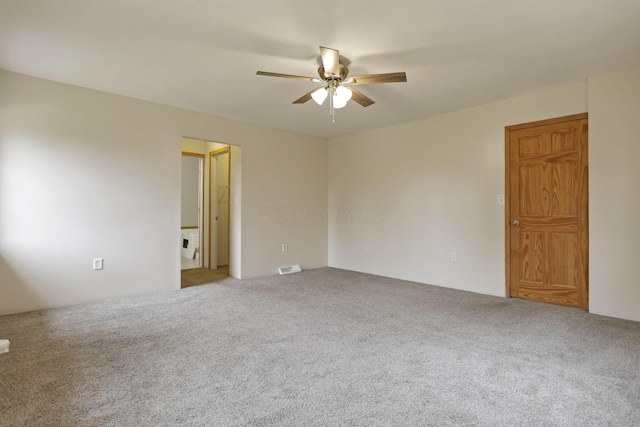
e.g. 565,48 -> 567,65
550,232 -> 578,288
551,161 -> 578,216
209,146 -> 231,270
507,114 -> 588,308
216,151 -> 230,266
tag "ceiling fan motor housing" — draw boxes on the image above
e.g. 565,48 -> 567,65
318,64 -> 349,81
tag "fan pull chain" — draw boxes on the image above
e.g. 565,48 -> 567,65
330,87 -> 335,123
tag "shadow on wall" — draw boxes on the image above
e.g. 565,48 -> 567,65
0,255 -> 44,316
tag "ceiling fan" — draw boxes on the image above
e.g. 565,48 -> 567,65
256,46 -> 407,121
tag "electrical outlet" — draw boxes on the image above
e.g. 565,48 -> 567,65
282,244 -> 287,252
93,258 -> 103,270
450,252 -> 457,262
363,244 -> 368,252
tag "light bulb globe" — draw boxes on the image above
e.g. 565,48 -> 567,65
335,85 -> 353,103
311,87 -> 328,105
333,97 -> 347,109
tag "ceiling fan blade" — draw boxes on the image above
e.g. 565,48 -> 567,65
320,46 -> 340,77
293,89 -> 316,104
348,87 -> 375,107
256,71 -> 321,82
349,72 -> 407,85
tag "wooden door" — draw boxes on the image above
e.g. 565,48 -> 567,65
215,150 -> 230,266
208,146 -> 231,270
506,113 -> 588,308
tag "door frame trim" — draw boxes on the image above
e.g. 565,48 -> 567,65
504,112 -> 588,299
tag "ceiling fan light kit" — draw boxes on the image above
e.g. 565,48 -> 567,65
257,46 -> 407,122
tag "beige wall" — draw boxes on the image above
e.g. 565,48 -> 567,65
588,66 -> 640,322
329,82 -> 587,297
242,133 -> 328,276
2,65 -> 638,321
0,70 -> 327,315
329,67 -> 640,322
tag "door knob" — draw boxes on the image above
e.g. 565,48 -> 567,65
512,220 -> 520,227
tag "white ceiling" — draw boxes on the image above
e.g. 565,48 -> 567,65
1,0 -> 639,139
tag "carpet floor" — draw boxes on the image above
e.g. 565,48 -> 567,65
1,268 -> 639,426
181,266 -> 229,288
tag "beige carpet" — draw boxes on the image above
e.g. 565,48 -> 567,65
181,266 -> 228,288
1,268 -> 639,426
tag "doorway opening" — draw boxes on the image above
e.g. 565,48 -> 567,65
180,137 -> 241,288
